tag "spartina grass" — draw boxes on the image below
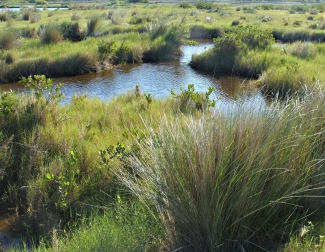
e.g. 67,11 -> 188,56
115,88 -> 325,251
40,23 -> 63,44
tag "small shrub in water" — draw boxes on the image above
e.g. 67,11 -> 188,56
171,84 -> 216,113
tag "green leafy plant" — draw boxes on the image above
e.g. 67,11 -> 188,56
171,84 -> 216,113
19,75 -> 64,106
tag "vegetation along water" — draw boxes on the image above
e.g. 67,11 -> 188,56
2,1 -> 325,251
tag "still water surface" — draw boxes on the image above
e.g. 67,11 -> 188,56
0,43 -> 267,112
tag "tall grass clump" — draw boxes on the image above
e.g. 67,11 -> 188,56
258,63 -> 315,98
115,87 -> 325,251
0,30 -> 19,50
286,41 -> 318,59
87,14 -> 102,37
0,11 -> 10,21
40,23 -> 63,44
190,26 -> 274,76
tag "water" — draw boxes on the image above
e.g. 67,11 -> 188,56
0,7 -> 68,12
0,43 -> 267,112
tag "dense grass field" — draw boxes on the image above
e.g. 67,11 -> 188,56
2,1 -> 325,251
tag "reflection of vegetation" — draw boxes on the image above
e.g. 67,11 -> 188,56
2,76 -> 325,250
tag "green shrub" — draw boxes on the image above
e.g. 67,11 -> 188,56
179,3 -> 192,9
243,7 -> 257,14
310,8 -> 319,15
231,20 -> 240,26
190,26 -> 274,76
293,20 -> 302,26
195,1 -> 214,10
61,22 -> 86,42
171,84 -> 216,113
190,25 -> 224,39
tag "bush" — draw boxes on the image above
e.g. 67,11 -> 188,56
190,26 -> 274,75
231,20 -> 239,26
310,8 -> 319,15
171,84 -> 216,113
39,23 -> 63,44
243,7 -> 257,14
195,2 -> 214,10
61,22 -> 86,42
179,3 -> 192,9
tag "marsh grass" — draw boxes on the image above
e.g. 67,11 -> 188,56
40,23 -> 63,44
286,41 -> 318,59
86,14 -> 102,36
0,29 -> 19,50
28,202 -> 163,252
115,87 -> 325,251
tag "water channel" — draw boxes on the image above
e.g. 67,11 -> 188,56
0,42 -> 267,112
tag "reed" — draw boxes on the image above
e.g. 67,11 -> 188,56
115,87 -> 325,251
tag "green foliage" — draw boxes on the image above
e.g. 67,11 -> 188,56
179,2 -> 192,9
19,75 -> 64,105
215,25 -> 274,50
195,1 -> 214,10
171,84 -> 216,113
